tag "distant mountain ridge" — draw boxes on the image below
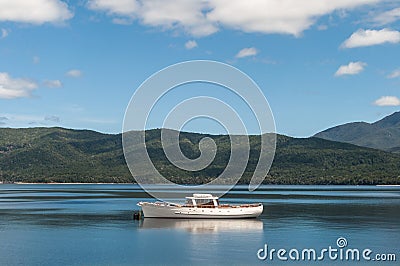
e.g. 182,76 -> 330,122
315,111 -> 400,152
1,127 -> 400,185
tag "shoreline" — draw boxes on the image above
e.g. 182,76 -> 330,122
0,182 -> 399,187
13,182 -> 136,185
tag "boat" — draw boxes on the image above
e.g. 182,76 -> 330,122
137,193 -> 263,218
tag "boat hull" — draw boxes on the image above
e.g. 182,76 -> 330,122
139,202 -> 263,218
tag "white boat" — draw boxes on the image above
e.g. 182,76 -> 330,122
137,193 -> 263,218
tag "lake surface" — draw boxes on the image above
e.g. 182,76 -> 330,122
0,184 -> 399,265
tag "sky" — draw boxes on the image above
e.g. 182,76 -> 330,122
0,0 -> 400,137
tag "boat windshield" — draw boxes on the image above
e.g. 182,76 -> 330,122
195,199 -> 214,206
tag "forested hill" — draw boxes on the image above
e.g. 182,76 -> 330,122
0,127 -> 399,185
315,111 -> 400,152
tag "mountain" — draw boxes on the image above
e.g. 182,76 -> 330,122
315,112 -> 400,152
0,127 -> 399,185
0,127 -> 130,183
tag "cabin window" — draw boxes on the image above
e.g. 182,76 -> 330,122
195,198 -> 214,207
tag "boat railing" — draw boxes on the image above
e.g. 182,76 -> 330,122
149,201 -> 182,207
181,203 -> 262,208
142,201 -> 262,208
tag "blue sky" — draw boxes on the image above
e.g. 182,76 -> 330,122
1,0 -> 400,137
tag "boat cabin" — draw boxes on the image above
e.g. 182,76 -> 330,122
185,194 -> 220,208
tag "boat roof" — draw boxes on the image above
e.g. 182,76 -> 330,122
186,193 -> 218,200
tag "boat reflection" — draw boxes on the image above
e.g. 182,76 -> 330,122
140,218 -> 263,233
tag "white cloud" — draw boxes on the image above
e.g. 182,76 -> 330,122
43,79 -> 62,88
0,113 -> 61,127
341,28 -> 400,48
335,61 -> 367,76
88,0 -> 217,37
185,40 -> 198,49
373,7 -> 400,25
387,69 -> 400,79
373,96 -> 400,106
87,0 -> 381,37
87,0 -> 139,17
140,0 -> 218,36
235,47 -> 258,58
206,0 -> 380,36
66,69 -> 82,78
1,28 -> 9,38
0,0 -> 73,24
0,72 -> 38,99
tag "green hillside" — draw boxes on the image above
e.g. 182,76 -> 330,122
1,127 -> 400,184
315,111 -> 400,152
0,127 -> 130,183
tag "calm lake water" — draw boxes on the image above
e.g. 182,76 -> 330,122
0,184 -> 399,265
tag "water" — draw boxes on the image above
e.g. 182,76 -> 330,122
0,184 -> 399,265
